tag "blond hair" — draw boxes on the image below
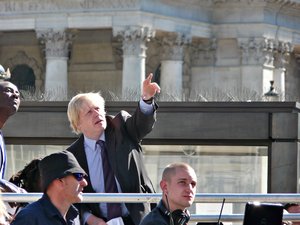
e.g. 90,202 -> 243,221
67,92 -> 105,134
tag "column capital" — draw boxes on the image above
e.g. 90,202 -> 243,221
273,41 -> 293,69
160,32 -> 191,61
191,38 -> 217,67
238,37 -> 272,66
37,29 -> 75,58
113,26 -> 155,57
238,37 -> 293,67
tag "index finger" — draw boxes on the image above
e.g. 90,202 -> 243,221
145,73 -> 153,83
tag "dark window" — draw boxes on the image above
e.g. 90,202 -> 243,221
10,64 -> 35,92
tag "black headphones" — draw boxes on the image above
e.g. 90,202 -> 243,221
158,198 -> 190,225
170,209 -> 190,225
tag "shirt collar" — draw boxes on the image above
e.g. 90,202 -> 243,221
83,133 -> 105,151
40,194 -> 66,219
40,194 -> 79,222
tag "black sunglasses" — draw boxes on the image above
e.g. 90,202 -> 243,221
72,173 -> 84,181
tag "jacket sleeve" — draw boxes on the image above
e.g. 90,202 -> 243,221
123,101 -> 158,143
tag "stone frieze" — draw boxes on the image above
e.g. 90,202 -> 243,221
0,0 -> 139,13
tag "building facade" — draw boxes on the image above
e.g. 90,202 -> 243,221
0,0 -> 300,101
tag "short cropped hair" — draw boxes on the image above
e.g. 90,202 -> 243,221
67,92 -> 105,134
284,203 -> 299,210
162,162 -> 194,182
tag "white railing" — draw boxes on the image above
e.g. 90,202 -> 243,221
2,193 -> 300,222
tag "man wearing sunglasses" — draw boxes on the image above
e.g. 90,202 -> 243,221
11,151 -> 88,225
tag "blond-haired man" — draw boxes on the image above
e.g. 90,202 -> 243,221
67,74 -> 160,225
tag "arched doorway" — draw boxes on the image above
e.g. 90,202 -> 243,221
10,64 -> 36,92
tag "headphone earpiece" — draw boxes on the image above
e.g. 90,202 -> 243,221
158,196 -> 190,225
171,209 -> 190,225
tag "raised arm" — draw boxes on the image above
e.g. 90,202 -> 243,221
142,73 -> 160,101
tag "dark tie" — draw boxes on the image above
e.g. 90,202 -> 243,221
97,140 -> 122,220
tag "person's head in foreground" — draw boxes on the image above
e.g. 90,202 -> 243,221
39,150 -> 88,203
10,151 -> 88,225
161,162 -> 197,213
140,163 -> 197,225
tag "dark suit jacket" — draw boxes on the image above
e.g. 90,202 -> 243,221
67,102 -> 158,225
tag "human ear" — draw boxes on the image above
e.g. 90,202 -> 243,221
160,180 -> 168,194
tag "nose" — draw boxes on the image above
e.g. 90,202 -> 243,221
12,90 -> 20,99
80,178 -> 88,187
186,184 -> 195,192
91,108 -> 100,116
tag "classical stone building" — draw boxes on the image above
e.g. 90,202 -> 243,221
0,0 -> 300,101
2,0 -> 300,220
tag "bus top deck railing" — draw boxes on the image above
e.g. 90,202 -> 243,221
2,193 -> 300,222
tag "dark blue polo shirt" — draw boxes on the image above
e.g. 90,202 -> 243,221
11,194 -> 79,225
140,200 -> 170,225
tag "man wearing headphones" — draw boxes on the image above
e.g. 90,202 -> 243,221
140,163 -> 197,225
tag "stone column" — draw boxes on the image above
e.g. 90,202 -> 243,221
238,37 -> 277,98
37,29 -> 73,100
113,26 -> 155,100
273,41 -> 293,100
190,39 -> 217,100
160,33 -> 190,100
